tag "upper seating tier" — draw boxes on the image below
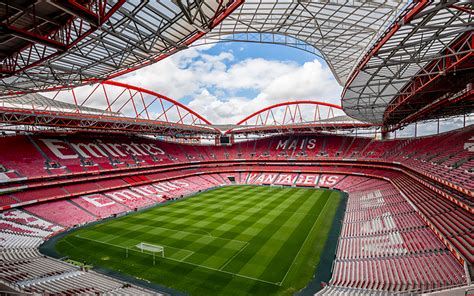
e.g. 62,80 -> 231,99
0,128 -> 470,193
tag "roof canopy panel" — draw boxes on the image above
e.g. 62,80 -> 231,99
203,0 -> 406,85
342,1 -> 473,124
0,0 -> 242,95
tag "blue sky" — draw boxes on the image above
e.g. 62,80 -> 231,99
206,42 -> 319,64
191,42 -> 324,103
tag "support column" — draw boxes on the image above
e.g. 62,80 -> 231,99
381,126 -> 389,140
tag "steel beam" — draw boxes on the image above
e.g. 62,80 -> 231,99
0,23 -> 67,51
384,32 -> 473,124
49,0 -> 100,27
0,107 -> 218,135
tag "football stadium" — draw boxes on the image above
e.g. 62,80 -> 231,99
0,1 -> 473,296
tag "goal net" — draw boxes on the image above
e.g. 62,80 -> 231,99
136,242 -> 164,257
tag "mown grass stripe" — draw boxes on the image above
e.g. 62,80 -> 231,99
278,190 -> 331,285
54,186 -> 342,296
220,189 -> 309,277
235,190 -> 329,282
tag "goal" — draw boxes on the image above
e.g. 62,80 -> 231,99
136,242 -> 165,257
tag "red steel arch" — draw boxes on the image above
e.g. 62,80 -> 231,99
235,100 -> 342,126
0,81 -> 217,135
227,100 -> 374,134
102,81 -> 212,125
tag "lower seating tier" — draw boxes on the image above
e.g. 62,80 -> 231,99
0,171 -> 470,295
330,252 -> 466,292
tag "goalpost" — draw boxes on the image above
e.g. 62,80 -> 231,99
126,242 -> 164,265
136,242 -> 165,256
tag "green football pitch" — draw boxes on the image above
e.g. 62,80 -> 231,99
55,185 -> 342,296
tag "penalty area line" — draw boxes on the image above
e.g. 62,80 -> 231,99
74,235 -> 280,286
178,251 -> 194,262
218,242 -> 249,271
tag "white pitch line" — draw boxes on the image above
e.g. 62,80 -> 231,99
178,251 -> 194,262
74,235 -> 280,286
278,195 -> 332,286
77,233 -> 117,244
218,242 -> 249,271
120,224 -> 248,245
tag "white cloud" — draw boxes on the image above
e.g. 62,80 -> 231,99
187,89 -> 271,124
201,58 -> 298,91
118,58 -> 198,100
260,59 -> 341,105
185,57 -> 343,124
